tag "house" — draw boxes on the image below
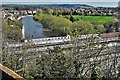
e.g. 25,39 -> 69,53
27,10 -> 32,14
32,10 -> 37,14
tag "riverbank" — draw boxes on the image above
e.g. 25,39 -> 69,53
3,19 -> 23,41
21,15 -> 61,39
22,25 -> 25,39
43,28 -> 51,31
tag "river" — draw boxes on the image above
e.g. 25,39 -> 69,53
21,15 -> 58,39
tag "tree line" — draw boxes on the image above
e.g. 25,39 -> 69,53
34,13 -> 107,36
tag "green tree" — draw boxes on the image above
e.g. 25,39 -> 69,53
103,21 -> 115,33
70,21 -> 96,35
70,15 -> 74,22
94,25 -> 106,33
91,64 -> 100,80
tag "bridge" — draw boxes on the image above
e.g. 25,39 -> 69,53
7,34 -> 119,47
6,34 -> 120,53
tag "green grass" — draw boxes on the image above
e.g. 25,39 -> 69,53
65,15 -> 113,24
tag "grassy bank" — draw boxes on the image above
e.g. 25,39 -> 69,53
65,15 -> 113,24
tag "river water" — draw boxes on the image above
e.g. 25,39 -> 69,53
21,16 -> 58,39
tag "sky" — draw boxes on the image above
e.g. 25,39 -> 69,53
1,0 -> 119,7
1,0 -> 119,2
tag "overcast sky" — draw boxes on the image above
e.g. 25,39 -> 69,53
1,0 -> 119,7
1,0 -> 119,2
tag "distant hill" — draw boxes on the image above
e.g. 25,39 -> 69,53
2,4 -> 94,8
41,4 -> 94,8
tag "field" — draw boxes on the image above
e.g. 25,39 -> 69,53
65,15 -> 113,24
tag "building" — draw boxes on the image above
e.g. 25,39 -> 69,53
0,64 -> 24,80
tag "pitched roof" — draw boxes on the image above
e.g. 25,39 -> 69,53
0,64 -> 24,80
100,32 -> 120,38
